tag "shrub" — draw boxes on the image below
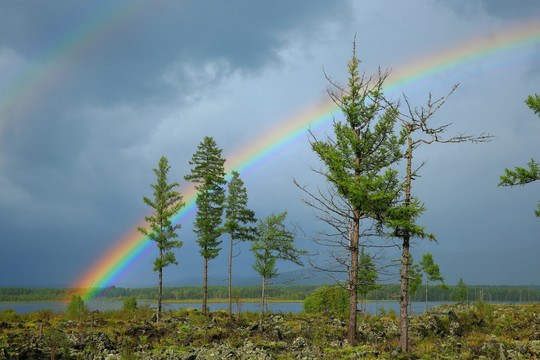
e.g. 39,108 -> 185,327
123,296 -> 138,311
43,326 -> 70,359
66,295 -> 88,321
303,285 -> 348,316
0,308 -> 19,322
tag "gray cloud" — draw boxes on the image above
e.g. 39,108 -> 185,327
434,0 -> 540,19
0,0 -> 538,287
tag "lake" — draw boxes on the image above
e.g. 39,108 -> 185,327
0,300 -> 460,315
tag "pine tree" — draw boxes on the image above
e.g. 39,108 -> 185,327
223,171 -> 257,317
453,278 -> 468,304
419,253 -> 446,313
300,42 -> 403,344
251,212 -> 304,327
137,156 -> 184,322
185,136 -> 227,315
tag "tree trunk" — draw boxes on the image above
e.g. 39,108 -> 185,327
347,213 -> 359,345
157,249 -> 162,323
203,257 -> 208,315
399,236 -> 410,351
425,274 -> 429,314
228,234 -> 233,318
399,132 -> 413,352
259,275 -> 266,328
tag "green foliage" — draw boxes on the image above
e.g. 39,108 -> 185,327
251,212 -> 305,280
302,285 -> 348,316
307,43 -> 404,344
525,93 -> 540,115
185,136 -> 227,260
137,156 -> 184,321
387,307 -> 397,319
224,171 -> 257,242
358,246 -> 380,298
0,308 -> 19,322
310,46 -> 404,225
224,170 -> 257,315
251,212 -> 305,325
452,278 -> 468,304
499,94 -> 540,216
2,283 -> 539,303
42,326 -> 71,359
408,256 -> 423,297
123,296 -> 138,311
419,253 -> 445,285
137,156 -> 184,272
66,294 -> 88,320
134,302 -> 154,321
2,303 -> 540,359
419,253 -> 447,311
499,158 -> 540,187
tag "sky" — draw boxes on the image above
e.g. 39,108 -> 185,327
0,0 -> 539,289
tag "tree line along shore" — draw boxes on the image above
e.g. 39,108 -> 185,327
1,284 -> 539,303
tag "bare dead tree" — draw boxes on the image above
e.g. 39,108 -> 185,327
391,84 -> 493,352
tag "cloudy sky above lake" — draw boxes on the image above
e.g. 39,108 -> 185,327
0,0 -> 539,288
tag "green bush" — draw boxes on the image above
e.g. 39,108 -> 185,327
303,285 -> 348,316
123,296 -> 138,311
66,295 -> 88,321
0,308 -> 19,322
43,326 -> 71,359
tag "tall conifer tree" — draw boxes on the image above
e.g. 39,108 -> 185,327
137,156 -> 184,322
185,136 -> 227,315
305,43 -> 403,344
223,171 -> 257,317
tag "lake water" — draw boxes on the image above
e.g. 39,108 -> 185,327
0,300 -> 459,315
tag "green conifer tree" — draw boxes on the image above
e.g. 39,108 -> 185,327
66,295 -> 88,321
453,278 -> 468,304
419,253 -> 446,313
224,171 -> 257,317
251,212 -> 304,327
137,156 -> 184,322
185,136 -> 227,315
304,42 -> 403,345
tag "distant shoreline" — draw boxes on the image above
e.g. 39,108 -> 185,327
0,298 -> 305,304
2,284 -> 539,303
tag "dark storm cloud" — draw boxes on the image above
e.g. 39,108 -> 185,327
0,0 -> 538,287
0,0 -> 350,200
0,1 -> 351,286
0,0 -> 350,105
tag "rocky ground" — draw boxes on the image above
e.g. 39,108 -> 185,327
0,303 -> 539,359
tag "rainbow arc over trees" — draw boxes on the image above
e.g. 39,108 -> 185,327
69,20 -> 540,300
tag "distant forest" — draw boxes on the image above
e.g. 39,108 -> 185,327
1,284 -> 539,303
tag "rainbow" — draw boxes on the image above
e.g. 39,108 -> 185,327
60,20 -> 540,300
0,1 -> 149,135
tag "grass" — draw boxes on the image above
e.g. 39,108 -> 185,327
0,303 -> 538,359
